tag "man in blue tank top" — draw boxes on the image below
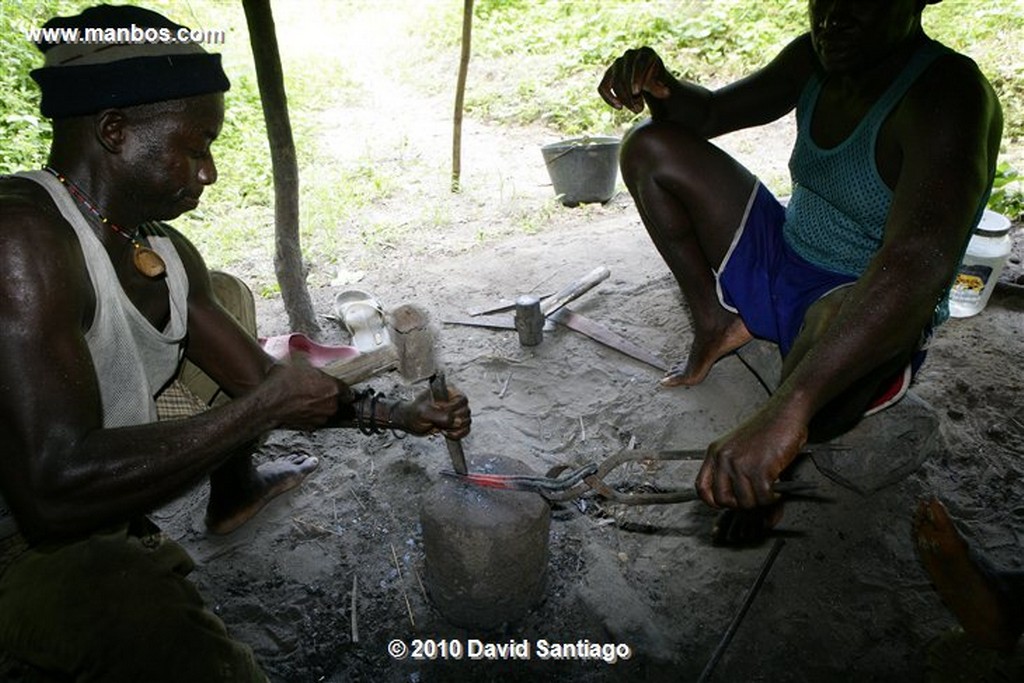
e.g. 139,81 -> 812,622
599,0 -> 1002,543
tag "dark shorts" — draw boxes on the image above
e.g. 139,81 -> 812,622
715,182 -> 927,414
716,182 -> 860,356
0,521 -> 266,682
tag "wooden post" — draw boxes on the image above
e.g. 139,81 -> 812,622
451,0 -> 474,193
390,303 -> 436,383
242,0 -> 319,337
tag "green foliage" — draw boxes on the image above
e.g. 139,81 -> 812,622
298,156 -> 400,269
2,0 -> 1020,284
0,0 -> 81,173
425,0 -> 1022,144
990,162 -> 1024,222
424,0 -> 1024,216
424,0 -> 807,135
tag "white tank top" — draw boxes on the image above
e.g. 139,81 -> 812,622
1,171 -> 190,539
18,170 -> 189,427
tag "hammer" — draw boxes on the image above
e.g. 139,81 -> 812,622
389,304 -> 469,474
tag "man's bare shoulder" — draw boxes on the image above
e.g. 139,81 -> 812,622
0,175 -> 89,314
905,47 -> 1001,124
0,175 -> 73,240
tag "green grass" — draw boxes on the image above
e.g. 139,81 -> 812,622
2,0 -> 1022,283
414,0 -> 1024,216
416,1 -> 713,135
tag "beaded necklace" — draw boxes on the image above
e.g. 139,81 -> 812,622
43,166 -> 167,278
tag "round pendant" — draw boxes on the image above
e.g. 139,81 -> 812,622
133,244 -> 167,278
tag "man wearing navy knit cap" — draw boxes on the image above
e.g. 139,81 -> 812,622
0,5 -> 469,680
599,0 -> 1001,543
30,4 -> 231,118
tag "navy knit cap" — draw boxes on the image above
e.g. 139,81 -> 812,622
30,4 -> 230,119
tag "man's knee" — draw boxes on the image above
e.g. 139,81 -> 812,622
619,120 -> 728,197
620,119 -> 685,181
0,532 -> 265,682
807,353 -> 911,442
210,271 -> 257,338
783,288 -> 851,376
83,603 -> 265,683
174,271 -> 257,409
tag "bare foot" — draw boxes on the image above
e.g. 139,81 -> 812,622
660,315 -> 752,387
205,454 -> 319,535
712,503 -> 785,546
913,498 -> 1022,652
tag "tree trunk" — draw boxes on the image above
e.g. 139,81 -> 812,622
242,0 -> 319,337
451,0 -> 474,192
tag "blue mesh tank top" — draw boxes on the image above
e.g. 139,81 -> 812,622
783,38 -> 953,276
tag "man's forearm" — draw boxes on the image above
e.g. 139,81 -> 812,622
646,79 -> 715,134
37,387 -> 284,537
328,389 -> 407,434
767,267 -> 939,428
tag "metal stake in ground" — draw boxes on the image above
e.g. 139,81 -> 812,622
697,538 -> 786,683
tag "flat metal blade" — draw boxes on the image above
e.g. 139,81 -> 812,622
548,307 -> 669,372
466,292 -> 554,317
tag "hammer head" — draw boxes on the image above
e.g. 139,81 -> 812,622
390,303 -> 438,383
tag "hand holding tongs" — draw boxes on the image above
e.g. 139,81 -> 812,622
441,448 -> 831,505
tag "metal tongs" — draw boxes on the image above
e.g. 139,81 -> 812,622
441,448 -> 830,505
441,462 -> 599,493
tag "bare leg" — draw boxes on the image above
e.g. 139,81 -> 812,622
914,498 -> 1024,652
619,120 -> 756,386
205,449 -> 319,535
660,317 -> 752,387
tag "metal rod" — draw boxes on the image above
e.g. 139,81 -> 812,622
697,538 -> 786,683
441,463 -> 598,492
429,372 -> 467,474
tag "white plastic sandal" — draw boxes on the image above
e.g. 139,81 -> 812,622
333,289 -> 393,353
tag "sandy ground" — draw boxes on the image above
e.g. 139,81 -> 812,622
155,210 -> 1023,683
151,67 -> 1024,683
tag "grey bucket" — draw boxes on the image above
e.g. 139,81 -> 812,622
541,136 -> 620,207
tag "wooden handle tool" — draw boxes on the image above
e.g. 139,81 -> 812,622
539,266 -> 610,317
429,371 -> 468,474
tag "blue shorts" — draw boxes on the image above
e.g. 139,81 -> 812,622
715,182 -> 927,413
716,182 -> 856,357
